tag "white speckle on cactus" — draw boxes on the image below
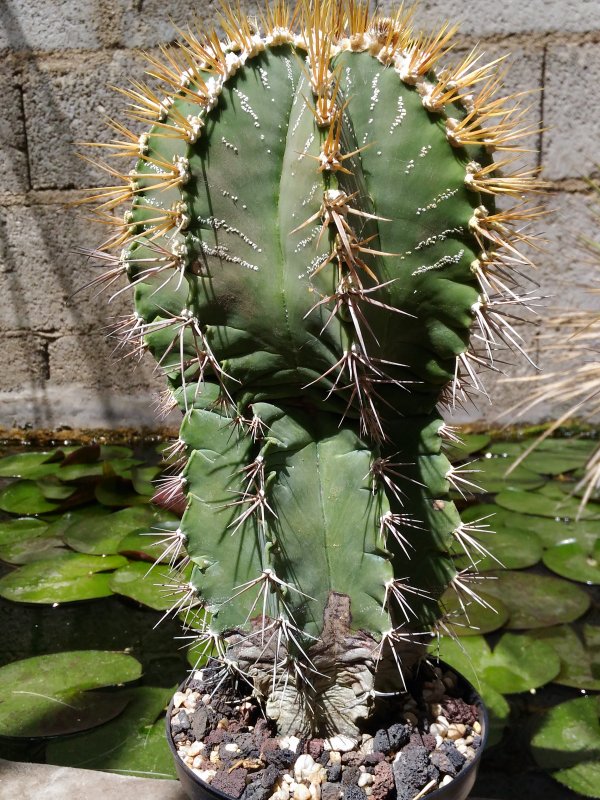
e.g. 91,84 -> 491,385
234,87 -> 261,128
389,96 -> 406,134
411,250 -> 464,276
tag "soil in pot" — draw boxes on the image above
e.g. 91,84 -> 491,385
167,661 -> 486,800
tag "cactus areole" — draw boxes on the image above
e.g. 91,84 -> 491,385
83,1 -> 543,737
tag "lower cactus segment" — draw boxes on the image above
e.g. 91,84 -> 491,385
82,2 -> 543,736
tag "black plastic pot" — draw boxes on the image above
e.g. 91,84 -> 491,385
166,666 -> 488,800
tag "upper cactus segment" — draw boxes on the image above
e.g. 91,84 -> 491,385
81,1 -> 543,735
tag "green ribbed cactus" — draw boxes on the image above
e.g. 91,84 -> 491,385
83,1 -> 543,737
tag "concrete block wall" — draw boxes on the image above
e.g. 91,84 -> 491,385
0,0 -> 598,431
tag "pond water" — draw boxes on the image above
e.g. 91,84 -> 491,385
0,431 -> 598,797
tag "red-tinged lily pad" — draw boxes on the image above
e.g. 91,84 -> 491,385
0,650 -> 141,738
0,451 -> 61,479
531,695 -> 600,799
45,685 -> 176,777
0,553 -> 127,603
109,561 -> 177,610
530,626 -> 600,691
0,480 -> 61,515
482,570 -> 591,629
543,538 -> 600,584
64,506 -> 166,556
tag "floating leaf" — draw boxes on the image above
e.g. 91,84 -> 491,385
0,553 -> 127,603
530,626 -> 600,691
64,506 -> 166,556
440,588 -> 509,635
0,517 -> 47,545
36,477 -> 76,501
531,696 -> 600,799
0,650 -> 141,737
0,451 -> 60,479
495,487 -> 600,520
118,520 -> 180,562
543,539 -> 600,584
0,480 -> 60,515
57,462 -> 105,480
453,525 -> 542,571
445,433 -> 491,462
432,632 -> 560,694
109,561 -> 175,610
468,455 -> 545,493
95,476 -> 150,507
482,570 -> 590,629
46,686 -> 176,778
130,465 -> 161,496
0,521 -> 66,565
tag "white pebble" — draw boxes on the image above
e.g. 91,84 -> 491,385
192,755 -> 204,769
295,754 -> 316,781
225,743 -> 240,752
173,691 -> 186,709
473,721 -> 482,735
189,741 -> 205,756
359,735 -> 374,755
194,769 -> 216,782
281,735 -> 301,753
464,735 -> 474,745
283,774 -> 294,784
435,735 -> 444,748
436,715 -> 450,730
358,773 -> 374,788
309,783 -> 321,800
440,775 -> 453,787
324,736 -> 357,753
294,784 -> 311,800
328,752 -> 342,766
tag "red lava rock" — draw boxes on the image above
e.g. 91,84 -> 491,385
362,753 -> 384,767
206,728 -> 227,746
211,767 -> 248,799
322,783 -> 342,800
371,761 -> 394,800
341,752 -> 362,766
308,738 -> 324,759
416,733 -> 436,752
441,697 -> 478,726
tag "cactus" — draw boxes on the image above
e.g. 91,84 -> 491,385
82,1 -> 543,737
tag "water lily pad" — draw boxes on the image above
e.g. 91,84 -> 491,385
468,455 -> 545,493
0,517 -> 47,545
0,451 -> 60,479
35,477 -> 76,501
56,462 -> 105,481
109,561 -> 175,610
543,538 -> 600,584
95,476 -> 151,507
0,650 -> 141,737
482,570 -> 590,629
130,465 -> 161,496
440,588 -> 509,635
0,480 -> 60,515
531,695 -> 600,798
118,520 -> 181,562
64,506 -> 165,555
46,686 -> 176,777
495,487 -> 600,520
445,433 -> 492,462
0,553 -> 127,603
0,520 -> 66,564
453,525 -> 542,571
530,626 -> 600,691
432,631 -> 560,694
43,506 -> 113,539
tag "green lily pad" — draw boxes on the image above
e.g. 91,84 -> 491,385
130,465 -> 161,496
109,561 -> 176,610
0,451 -> 63,479
440,588 -> 509,635
531,695 -> 600,798
0,480 -> 60,515
0,650 -> 141,737
0,520 -> 66,565
56,462 -> 105,480
95,476 -> 151,507
543,538 -> 600,584
118,520 -> 181,562
35,477 -> 76,501
481,570 -> 591,629
445,433 -> 492,462
43,506 -> 113,539
453,524 -> 542,571
64,506 -> 167,555
0,553 -> 127,603
432,632 -> 561,694
46,685 -> 176,778
0,517 -> 47,545
530,626 -> 600,691
495,487 -> 600,520
468,455 -> 546,493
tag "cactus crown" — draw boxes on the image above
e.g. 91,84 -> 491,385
81,1 -> 543,736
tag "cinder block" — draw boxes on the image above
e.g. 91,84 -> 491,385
0,203 -> 134,333
111,0 -> 227,48
0,64 -> 29,193
0,0 -> 103,52
409,0 -> 600,37
47,333 -> 161,391
23,49 -> 146,190
0,333 -> 48,390
542,43 -> 600,181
